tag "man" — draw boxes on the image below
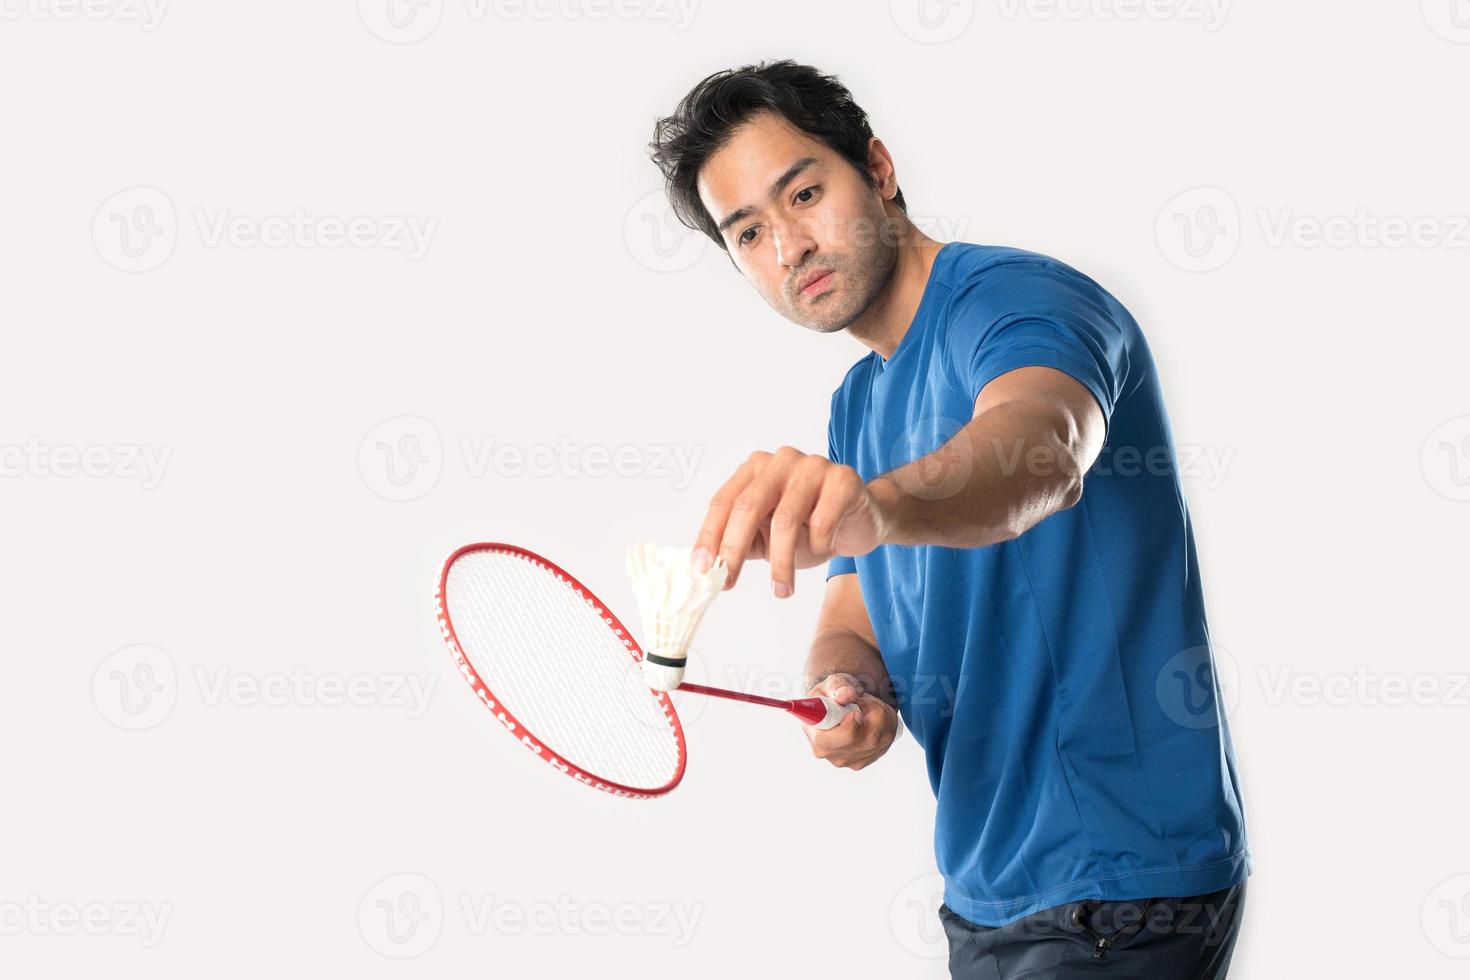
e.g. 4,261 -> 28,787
649,60 -> 1250,978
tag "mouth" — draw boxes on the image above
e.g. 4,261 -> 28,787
797,269 -> 836,298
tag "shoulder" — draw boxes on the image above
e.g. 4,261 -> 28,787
937,242 -> 1122,321
829,352 -> 878,421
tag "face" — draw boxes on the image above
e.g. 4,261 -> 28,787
696,111 -> 901,334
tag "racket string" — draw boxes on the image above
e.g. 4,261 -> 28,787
445,549 -> 681,790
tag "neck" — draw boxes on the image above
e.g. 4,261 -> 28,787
844,223 -> 945,360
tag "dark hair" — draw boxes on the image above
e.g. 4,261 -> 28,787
648,59 -> 906,251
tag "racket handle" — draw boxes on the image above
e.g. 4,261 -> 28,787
789,696 -> 860,730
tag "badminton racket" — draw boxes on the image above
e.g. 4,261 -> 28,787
435,542 -> 858,798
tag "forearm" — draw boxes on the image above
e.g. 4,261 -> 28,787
874,396 -> 1089,550
803,626 -> 895,708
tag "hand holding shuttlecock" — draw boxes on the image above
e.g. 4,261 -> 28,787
626,544 -> 728,691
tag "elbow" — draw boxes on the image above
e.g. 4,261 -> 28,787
1058,469 -> 1085,511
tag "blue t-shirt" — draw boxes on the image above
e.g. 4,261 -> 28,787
827,242 -> 1250,926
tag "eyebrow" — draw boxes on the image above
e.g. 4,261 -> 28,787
715,156 -> 821,235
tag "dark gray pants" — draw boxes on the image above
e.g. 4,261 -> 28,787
939,881 -> 1246,979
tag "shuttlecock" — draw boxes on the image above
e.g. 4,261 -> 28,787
626,543 -> 728,691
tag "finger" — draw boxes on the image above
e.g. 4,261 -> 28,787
693,457 -> 761,575
811,672 -> 860,703
807,708 -> 863,757
812,703 -> 863,743
767,457 -> 828,598
719,450 -> 798,587
807,465 -> 867,558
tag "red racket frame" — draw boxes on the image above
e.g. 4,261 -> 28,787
436,542 -> 687,800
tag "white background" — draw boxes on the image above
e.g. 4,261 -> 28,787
3,1 -> 1469,976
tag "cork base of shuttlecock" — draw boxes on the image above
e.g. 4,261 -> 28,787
642,658 -> 686,692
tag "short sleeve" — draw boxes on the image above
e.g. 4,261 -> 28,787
825,388 -> 858,579
944,263 -> 1128,432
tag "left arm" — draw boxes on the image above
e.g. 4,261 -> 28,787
692,365 -> 1107,594
872,364 -> 1105,550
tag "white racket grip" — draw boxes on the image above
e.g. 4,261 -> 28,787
812,696 -> 860,730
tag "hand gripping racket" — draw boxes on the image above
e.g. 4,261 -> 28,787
435,542 -> 859,798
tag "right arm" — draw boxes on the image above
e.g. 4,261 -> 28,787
802,572 -> 901,771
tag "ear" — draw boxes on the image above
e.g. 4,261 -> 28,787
865,137 -> 899,201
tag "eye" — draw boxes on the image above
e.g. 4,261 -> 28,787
794,185 -> 820,205
737,225 -> 760,247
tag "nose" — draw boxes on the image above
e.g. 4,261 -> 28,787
773,216 -> 817,272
